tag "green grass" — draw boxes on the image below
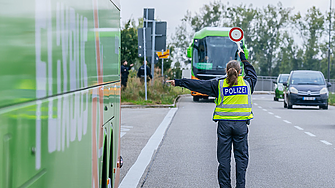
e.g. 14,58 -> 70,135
329,93 -> 335,106
121,69 -> 190,105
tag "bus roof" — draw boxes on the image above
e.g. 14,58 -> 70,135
194,27 -> 231,39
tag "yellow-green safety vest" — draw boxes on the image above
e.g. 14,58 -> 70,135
213,76 -> 253,121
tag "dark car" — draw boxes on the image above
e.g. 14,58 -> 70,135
283,70 -> 331,109
273,74 -> 289,101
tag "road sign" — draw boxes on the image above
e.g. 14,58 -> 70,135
156,49 -> 170,59
155,22 -> 167,51
138,28 -> 152,57
143,8 -> 154,21
229,27 -> 243,42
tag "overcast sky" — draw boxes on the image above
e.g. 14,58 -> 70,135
120,0 -> 332,38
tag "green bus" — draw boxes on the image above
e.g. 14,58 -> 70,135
0,0 -> 122,187
187,27 -> 249,101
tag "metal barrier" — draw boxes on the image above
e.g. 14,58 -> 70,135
254,76 -> 335,93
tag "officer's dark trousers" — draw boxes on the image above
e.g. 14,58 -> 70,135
217,120 -> 249,188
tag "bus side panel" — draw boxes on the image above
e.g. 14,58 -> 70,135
0,0 -> 121,108
0,82 -> 121,187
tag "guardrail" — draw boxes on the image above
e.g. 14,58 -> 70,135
254,76 -> 335,93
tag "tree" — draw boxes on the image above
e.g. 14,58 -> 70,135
292,7 -> 324,71
121,19 -> 140,66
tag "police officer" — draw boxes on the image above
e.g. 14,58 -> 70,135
167,50 -> 257,188
137,61 -> 152,83
121,60 -> 133,88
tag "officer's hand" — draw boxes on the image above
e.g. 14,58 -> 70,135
238,50 -> 246,60
166,80 -> 175,86
130,64 -> 134,67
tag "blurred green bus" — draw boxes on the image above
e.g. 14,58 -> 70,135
0,0 -> 122,187
187,27 -> 249,101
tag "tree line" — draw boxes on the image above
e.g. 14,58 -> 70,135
121,1 -> 335,79
170,1 -> 335,78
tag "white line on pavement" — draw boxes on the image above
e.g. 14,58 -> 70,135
254,103 -> 258,105
283,120 -> 291,124
275,115 -> 281,119
294,126 -> 304,130
305,132 -> 316,137
262,109 -> 267,111
258,106 -> 262,109
320,140 -> 332,145
119,108 -> 178,188
268,112 -> 274,115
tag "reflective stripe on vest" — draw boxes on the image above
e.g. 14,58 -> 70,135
213,76 -> 253,121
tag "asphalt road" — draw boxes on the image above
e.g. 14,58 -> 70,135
120,94 -> 335,188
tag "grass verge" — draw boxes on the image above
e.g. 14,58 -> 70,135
121,70 -> 189,105
329,93 -> 335,106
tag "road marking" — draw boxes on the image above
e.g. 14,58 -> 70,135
268,112 -> 273,115
258,106 -> 262,109
120,126 -> 134,138
119,108 -> 178,188
305,132 -> 316,137
254,103 -> 258,105
320,140 -> 332,145
262,109 -> 267,111
294,126 -> 303,130
283,120 -> 291,124
275,115 -> 281,119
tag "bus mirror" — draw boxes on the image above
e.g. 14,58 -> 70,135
187,46 -> 192,58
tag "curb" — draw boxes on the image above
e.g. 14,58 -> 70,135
120,94 -> 188,108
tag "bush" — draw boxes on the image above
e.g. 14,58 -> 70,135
329,93 -> 335,105
121,69 -> 189,105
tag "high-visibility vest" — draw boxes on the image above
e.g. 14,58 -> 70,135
213,76 -> 253,121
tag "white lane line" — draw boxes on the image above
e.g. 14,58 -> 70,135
320,140 -> 332,146
262,109 -> 267,111
275,115 -> 281,119
268,112 -> 274,115
254,103 -> 258,105
258,106 -> 262,109
119,108 -> 178,188
305,132 -> 316,137
283,120 -> 291,124
120,126 -> 134,138
294,126 -> 304,130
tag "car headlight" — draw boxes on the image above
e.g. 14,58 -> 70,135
289,87 -> 298,94
320,87 -> 328,95
278,85 -> 283,91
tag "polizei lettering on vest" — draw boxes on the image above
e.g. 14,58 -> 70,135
224,86 -> 248,96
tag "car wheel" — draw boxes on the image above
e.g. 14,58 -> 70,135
320,104 -> 328,110
193,96 -> 199,102
287,100 -> 293,109
274,97 -> 278,101
284,100 -> 287,108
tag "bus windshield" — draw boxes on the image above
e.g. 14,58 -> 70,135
193,36 -> 238,72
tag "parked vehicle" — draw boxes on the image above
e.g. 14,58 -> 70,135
283,70 -> 331,109
273,74 -> 289,101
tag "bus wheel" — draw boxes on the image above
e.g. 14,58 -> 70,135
193,96 -> 199,102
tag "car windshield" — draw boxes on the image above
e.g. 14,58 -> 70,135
291,72 -> 325,85
278,75 -> 289,83
193,36 -> 238,72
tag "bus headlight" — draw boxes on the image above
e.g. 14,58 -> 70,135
289,87 -> 298,94
320,87 -> 328,95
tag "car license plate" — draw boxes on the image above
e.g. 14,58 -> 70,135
303,97 -> 315,100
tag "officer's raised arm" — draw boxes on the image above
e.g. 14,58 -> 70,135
238,50 -> 257,94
